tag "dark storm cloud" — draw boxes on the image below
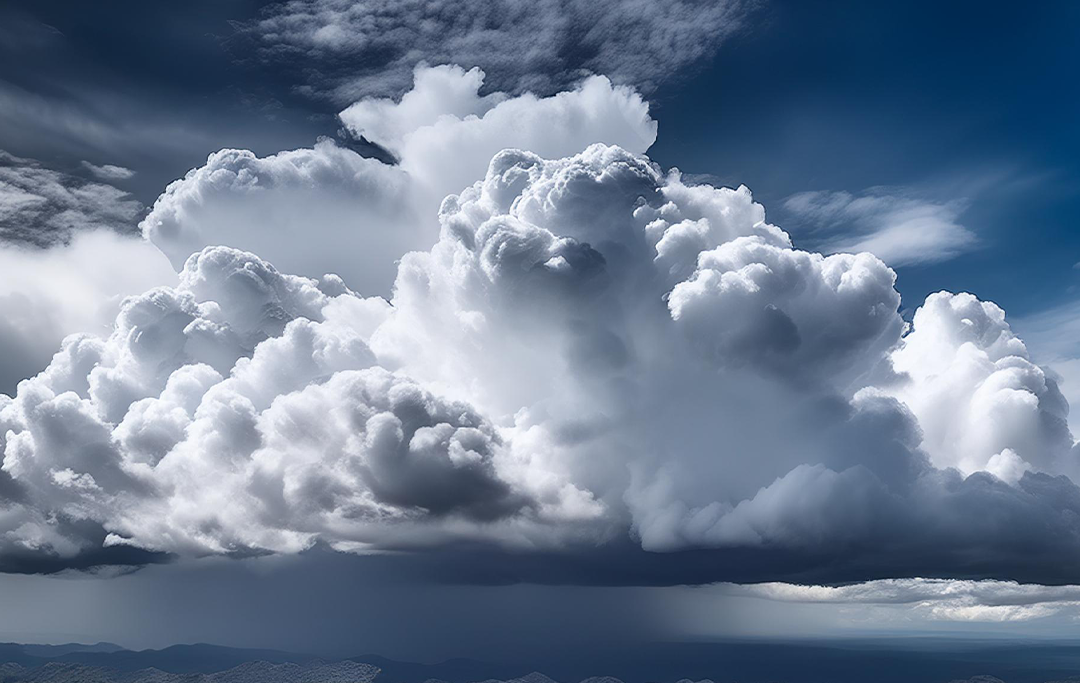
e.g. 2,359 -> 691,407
0,516 -> 170,576
239,0 -> 757,104
404,473 -> 1080,589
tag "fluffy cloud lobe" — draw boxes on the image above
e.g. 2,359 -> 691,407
142,65 -> 655,296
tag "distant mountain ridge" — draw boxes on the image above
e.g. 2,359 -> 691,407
0,644 -> 317,674
18,645 -> 125,659
1,641 -> 1079,683
0,660 -> 379,683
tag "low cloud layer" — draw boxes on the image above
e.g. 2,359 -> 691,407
1,70 -> 1079,585
735,578 -> 1080,622
240,0 -> 753,104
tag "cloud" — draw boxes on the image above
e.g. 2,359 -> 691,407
3,75 -> 1080,584
734,578 -> 1080,622
0,152 -> 173,396
0,151 -> 142,248
141,142 -> 415,297
783,189 -> 977,266
0,230 -> 175,396
1014,300 -> 1080,438
142,65 -> 655,296
0,151 -> 174,396
0,245 -> 599,566
876,292 -> 1073,479
81,161 -> 135,181
239,0 -> 754,104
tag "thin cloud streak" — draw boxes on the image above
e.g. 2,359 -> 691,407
730,578 -> 1080,622
783,188 -> 976,266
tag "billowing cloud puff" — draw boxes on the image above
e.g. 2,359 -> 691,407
879,291 -> 1073,479
0,231 -> 175,395
141,142 -> 415,296
240,0 -> 753,104
142,65 -> 655,296
668,239 -> 901,385
339,65 -> 657,192
0,246 -> 596,565
4,126 -> 1080,582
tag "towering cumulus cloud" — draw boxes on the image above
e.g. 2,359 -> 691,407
142,65 -> 655,296
2,71 -> 1079,583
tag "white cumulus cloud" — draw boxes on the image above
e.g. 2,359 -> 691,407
142,65 -> 656,296
2,73 -> 1080,585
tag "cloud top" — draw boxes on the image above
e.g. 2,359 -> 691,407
142,66 -> 655,297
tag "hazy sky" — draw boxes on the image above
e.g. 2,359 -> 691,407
1,0 -> 1080,659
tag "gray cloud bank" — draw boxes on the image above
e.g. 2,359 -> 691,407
0,151 -> 141,248
1,68 -> 1079,586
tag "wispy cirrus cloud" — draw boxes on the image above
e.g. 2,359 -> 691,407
783,188 -> 976,266
81,160 -> 135,182
0,151 -> 142,248
238,0 -> 757,104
